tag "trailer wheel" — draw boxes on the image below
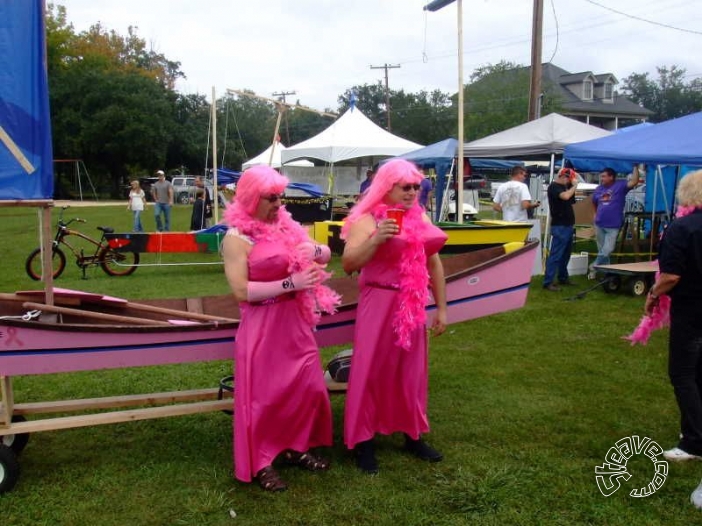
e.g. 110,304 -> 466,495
602,275 -> 621,293
1,416 -> 29,454
0,445 -> 20,494
628,277 -> 648,297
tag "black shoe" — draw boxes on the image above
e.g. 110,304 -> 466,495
559,280 -> 575,286
543,284 -> 561,292
355,440 -> 379,474
404,436 -> 443,462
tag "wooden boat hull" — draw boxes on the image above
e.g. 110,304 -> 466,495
0,241 -> 538,377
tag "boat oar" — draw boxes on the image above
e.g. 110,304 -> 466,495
120,301 -> 239,323
21,301 -> 169,326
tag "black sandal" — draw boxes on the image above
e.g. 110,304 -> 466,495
256,465 -> 288,492
284,450 -> 331,471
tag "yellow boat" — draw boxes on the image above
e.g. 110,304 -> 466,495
311,219 -> 533,254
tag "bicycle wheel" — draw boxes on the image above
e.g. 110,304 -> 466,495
25,247 -> 67,280
98,246 -> 139,276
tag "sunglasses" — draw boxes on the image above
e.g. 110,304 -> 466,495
399,184 -> 421,192
262,193 -> 285,203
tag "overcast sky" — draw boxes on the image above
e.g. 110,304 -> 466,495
57,0 -> 702,111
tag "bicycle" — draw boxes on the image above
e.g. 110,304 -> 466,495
25,206 -> 140,280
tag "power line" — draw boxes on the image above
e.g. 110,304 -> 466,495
583,0 -> 702,35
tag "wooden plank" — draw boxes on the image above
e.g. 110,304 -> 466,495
185,297 -> 205,315
13,388 -> 230,415
0,399 -> 233,435
21,301 -> 169,326
124,300 -> 237,323
0,376 -> 13,427
595,261 -> 658,274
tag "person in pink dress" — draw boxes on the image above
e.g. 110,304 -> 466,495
341,158 -> 448,474
222,165 -> 340,492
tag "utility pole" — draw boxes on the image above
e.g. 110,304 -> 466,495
272,90 -> 296,144
369,63 -> 400,131
424,0 -> 464,223
528,0 -> 544,121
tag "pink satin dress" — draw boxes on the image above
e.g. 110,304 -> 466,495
233,239 -> 332,482
344,219 -> 447,449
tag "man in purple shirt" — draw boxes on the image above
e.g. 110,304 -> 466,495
588,165 -> 641,278
418,176 -> 433,211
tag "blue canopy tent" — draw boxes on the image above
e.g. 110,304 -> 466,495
211,167 -> 241,186
564,112 -> 702,214
396,138 -> 521,221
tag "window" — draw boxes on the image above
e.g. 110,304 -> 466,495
604,82 -> 613,101
583,80 -> 593,100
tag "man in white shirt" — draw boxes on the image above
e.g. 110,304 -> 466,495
492,166 -> 539,221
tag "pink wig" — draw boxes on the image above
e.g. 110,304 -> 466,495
230,165 -> 288,216
343,158 -> 423,235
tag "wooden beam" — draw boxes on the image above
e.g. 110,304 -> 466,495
0,399 -> 233,435
13,388 -> 230,415
21,301 -> 168,326
124,300 -> 238,323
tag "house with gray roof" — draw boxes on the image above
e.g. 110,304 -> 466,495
541,63 -> 652,130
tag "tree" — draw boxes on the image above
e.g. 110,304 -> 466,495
337,85 -> 454,145
390,89 -> 455,145
216,92 -> 279,169
463,60 -> 561,140
621,65 -> 702,122
338,83 -> 389,128
167,93 -> 210,174
46,4 -> 184,195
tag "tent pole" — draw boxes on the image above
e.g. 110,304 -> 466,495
269,106 -> 284,166
211,87 -> 219,224
456,0 -> 465,224
542,153 -> 555,268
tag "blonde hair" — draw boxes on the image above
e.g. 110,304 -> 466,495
676,169 -> 702,207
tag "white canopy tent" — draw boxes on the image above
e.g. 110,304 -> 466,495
462,113 -> 611,158
242,140 -> 314,169
281,107 -> 422,164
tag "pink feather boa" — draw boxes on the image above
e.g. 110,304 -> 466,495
370,203 -> 430,351
625,205 -> 698,345
223,202 -> 340,326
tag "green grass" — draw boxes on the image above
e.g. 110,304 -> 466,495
1,205 -> 699,525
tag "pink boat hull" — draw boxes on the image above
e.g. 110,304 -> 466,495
0,242 -> 538,376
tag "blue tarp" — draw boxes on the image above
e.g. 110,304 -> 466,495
564,112 -> 702,173
212,168 -> 241,186
565,113 -> 702,214
0,0 -> 53,199
216,167 -> 326,197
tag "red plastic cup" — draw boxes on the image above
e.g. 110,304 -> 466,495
386,208 -> 405,233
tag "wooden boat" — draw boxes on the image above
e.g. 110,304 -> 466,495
0,240 -> 538,376
0,240 -> 538,493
